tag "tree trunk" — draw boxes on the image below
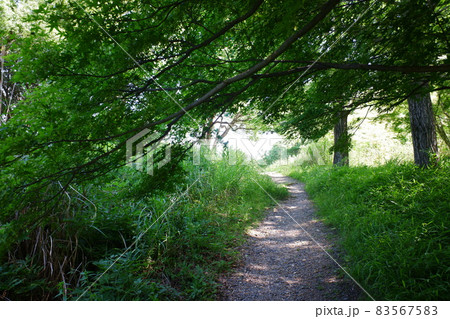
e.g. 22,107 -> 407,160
407,91 -> 438,167
333,110 -> 350,166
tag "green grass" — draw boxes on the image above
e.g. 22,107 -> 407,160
287,160 -> 450,300
0,152 -> 288,300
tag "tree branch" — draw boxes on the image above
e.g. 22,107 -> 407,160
134,0 -> 266,94
254,62 -> 450,78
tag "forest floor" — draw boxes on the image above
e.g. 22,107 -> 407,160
219,172 -> 362,301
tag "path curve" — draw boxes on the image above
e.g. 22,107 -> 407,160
219,172 -> 361,301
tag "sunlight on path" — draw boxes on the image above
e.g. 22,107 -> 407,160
220,173 -> 361,301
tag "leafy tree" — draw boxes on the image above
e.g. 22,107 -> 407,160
264,0 -> 450,166
263,143 -> 286,165
378,86 -> 450,156
1,0 -> 450,296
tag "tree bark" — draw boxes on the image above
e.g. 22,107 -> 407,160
333,111 -> 350,166
407,90 -> 439,167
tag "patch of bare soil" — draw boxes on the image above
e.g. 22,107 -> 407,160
219,172 -> 362,301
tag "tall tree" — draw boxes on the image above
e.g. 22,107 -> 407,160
261,0 -> 449,166
408,87 -> 439,167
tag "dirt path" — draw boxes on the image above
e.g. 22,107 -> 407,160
219,172 -> 361,301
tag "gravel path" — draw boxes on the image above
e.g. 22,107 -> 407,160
219,172 -> 362,301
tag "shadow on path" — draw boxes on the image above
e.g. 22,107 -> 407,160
219,173 -> 362,301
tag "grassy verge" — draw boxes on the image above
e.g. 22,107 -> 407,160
0,154 -> 288,300
287,161 -> 450,300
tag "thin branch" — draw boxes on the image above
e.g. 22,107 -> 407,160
255,62 -> 450,78
135,0 -> 265,93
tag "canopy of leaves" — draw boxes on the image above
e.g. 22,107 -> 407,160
0,0 -> 449,252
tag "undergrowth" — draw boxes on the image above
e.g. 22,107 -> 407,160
287,160 -> 450,300
0,152 -> 288,300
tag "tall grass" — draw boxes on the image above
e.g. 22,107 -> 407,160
0,151 -> 287,300
287,160 -> 450,300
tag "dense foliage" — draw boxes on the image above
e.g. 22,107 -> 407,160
288,162 -> 450,300
1,0 -> 449,301
0,152 -> 287,300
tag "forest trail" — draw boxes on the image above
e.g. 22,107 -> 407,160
219,172 -> 361,301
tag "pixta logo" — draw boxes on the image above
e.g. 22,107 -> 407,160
126,129 -> 171,175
